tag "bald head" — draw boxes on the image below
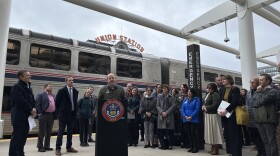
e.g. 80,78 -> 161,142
107,73 -> 116,86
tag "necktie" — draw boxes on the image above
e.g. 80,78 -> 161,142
69,87 -> 74,111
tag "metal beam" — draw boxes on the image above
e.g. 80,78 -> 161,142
64,0 -> 239,55
257,45 -> 280,58
64,0 -> 277,67
254,7 -> 280,27
231,0 -> 246,5
263,5 -> 280,18
181,1 -> 237,34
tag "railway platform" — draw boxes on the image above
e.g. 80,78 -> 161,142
0,134 -> 257,156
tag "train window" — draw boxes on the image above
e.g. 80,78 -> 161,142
185,69 -> 188,79
235,77 -> 242,85
204,72 -> 218,82
6,39 -> 20,65
29,44 -> 71,71
117,58 -> 142,78
78,52 -> 111,75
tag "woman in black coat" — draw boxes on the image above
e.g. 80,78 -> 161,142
218,75 -> 242,156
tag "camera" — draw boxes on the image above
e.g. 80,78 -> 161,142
224,37 -> 230,42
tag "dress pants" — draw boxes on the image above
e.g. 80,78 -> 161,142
184,122 -> 198,150
158,129 -> 174,149
88,115 -> 95,139
79,118 -> 89,143
37,112 -> 54,149
9,122 -> 29,156
56,115 -> 75,149
128,119 -> 139,145
257,123 -> 278,156
222,112 -> 243,156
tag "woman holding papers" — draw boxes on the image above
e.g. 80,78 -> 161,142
181,88 -> 201,153
202,83 -> 223,155
218,75 -> 242,156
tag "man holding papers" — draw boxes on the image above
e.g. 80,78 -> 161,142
9,70 -> 36,156
218,75 -> 242,156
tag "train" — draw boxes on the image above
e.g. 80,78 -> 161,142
1,28 -> 242,136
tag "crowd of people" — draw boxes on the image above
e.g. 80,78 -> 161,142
8,69 -> 280,156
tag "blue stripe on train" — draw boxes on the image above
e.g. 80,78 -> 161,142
5,73 -> 149,88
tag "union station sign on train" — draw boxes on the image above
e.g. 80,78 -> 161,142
95,34 -> 145,52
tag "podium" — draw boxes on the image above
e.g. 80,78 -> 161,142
95,99 -> 128,156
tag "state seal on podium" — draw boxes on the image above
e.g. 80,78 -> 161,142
102,99 -> 124,122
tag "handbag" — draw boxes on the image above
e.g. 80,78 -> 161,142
235,105 -> 249,125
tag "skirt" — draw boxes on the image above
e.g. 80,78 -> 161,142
204,113 -> 223,144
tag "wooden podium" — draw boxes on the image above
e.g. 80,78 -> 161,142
95,99 -> 128,156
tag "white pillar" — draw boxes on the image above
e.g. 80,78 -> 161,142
238,9 -> 257,89
0,0 -> 12,138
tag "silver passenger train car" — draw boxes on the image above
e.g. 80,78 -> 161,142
1,28 -> 242,136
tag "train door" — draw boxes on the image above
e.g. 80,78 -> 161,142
2,86 -> 12,113
160,58 -> 170,85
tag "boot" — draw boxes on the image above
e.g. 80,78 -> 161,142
208,145 -> 213,153
211,144 -> 219,155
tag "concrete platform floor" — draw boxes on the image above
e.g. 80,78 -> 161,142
0,134 -> 257,156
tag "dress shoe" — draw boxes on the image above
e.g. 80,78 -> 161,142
80,143 -> 87,147
140,138 -> 144,141
85,143 -> 89,146
144,144 -> 150,148
133,144 -> 137,147
55,149 -> 62,156
38,148 -> 46,152
187,148 -> 193,152
192,149 -> 198,153
67,147 -> 78,153
88,138 -> 95,142
168,146 -> 173,150
44,148 -> 53,151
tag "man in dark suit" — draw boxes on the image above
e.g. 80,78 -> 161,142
55,76 -> 78,156
87,86 -> 97,143
9,70 -> 36,156
36,83 -> 56,152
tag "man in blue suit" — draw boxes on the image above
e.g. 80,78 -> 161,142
9,70 -> 36,156
55,76 -> 78,156
36,83 -> 56,152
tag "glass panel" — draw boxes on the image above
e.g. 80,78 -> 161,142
117,58 -> 142,78
204,72 -> 218,82
78,52 -> 110,75
6,39 -> 20,65
29,44 -> 71,71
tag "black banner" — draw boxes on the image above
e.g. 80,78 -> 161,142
187,44 -> 204,150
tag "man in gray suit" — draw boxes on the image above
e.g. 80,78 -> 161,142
36,83 -> 56,152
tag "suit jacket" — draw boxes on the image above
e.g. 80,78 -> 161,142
11,80 -> 36,126
36,92 -> 55,114
219,86 -> 240,113
55,86 -> 78,121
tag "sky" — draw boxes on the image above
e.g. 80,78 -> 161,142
9,0 -> 280,72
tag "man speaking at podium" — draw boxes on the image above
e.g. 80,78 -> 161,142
98,73 -> 126,101
96,73 -> 127,156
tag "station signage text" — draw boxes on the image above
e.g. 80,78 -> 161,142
95,34 -> 144,52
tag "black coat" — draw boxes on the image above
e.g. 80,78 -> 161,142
10,80 -> 36,126
55,86 -> 78,121
219,86 -> 240,112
